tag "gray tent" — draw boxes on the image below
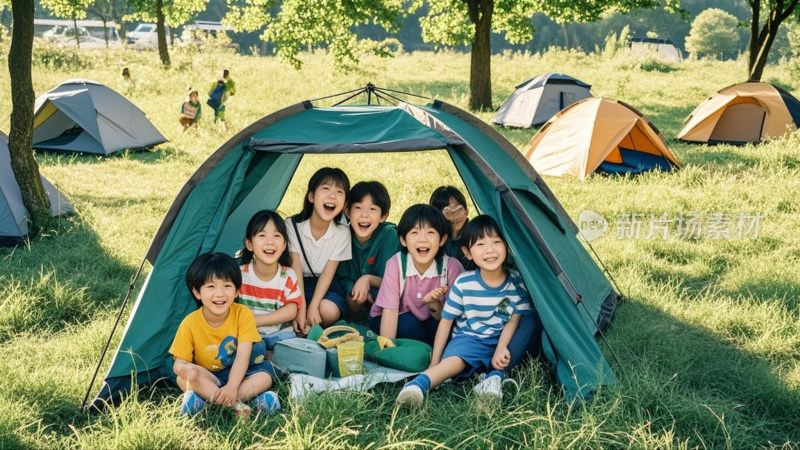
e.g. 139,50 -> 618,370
492,73 -> 593,128
0,131 -> 74,246
32,79 -> 166,155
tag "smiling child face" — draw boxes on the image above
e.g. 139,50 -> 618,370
400,222 -> 447,272
245,219 -> 286,269
347,194 -> 387,244
309,181 -> 346,222
192,275 -> 238,324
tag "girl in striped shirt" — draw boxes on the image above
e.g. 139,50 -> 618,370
238,210 -> 302,353
396,215 -> 533,408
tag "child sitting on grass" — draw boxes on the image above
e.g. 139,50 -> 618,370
169,252 -> 280,416
179,88 -> 201,133
396,215 -> 533,408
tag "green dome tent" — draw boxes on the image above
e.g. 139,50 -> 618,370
85,90 -> 618,408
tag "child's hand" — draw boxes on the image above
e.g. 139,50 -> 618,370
423,286 -> 447,306
212,384 -> 239,408
293,315 -> 307,334
491,345 -> 511,370
351,276 -> 372,304
306,305 -> 323,327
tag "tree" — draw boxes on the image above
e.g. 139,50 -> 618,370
747,0 -> 800,81
226,0 -> 679,111
224,0 -> 409,71
685,8 -> 740,59
88,0 -> 130,44
8,0 -> 51,233
40,0 -> 96,48
126,0 -> 208,66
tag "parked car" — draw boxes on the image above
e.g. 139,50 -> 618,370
43,24 -> 121,48
127,23 -> 172,48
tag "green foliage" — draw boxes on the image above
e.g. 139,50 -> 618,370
40,0 -> 94,22
600,24 -> 630,59
685,8 -> 740,59
636,58 -> 678,72
224,0 -> 411,70
31,40 -> 94,69
126,0 -> 208,28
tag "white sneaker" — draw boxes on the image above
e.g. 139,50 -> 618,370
473,374 -> 503,400
396,385 -> 424,407
473,374 -> 519,402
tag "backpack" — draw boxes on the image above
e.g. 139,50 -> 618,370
207,81 -> 225,109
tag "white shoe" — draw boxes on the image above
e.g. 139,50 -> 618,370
396,385 -> 424,407
473,374 -> 519,402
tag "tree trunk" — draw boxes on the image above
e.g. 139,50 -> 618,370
156,0 -> 170,66
467,0 -> 493,111
8,0 -> 51,232
72,15 -> 80,48
747,0 -> 800,81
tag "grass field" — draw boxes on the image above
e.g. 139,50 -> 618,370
0,43 -> 799,449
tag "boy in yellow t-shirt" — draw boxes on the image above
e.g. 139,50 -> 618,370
169,253 -> 280,416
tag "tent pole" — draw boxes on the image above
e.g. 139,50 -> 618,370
579,232 -> 626,303
576,296 -> 627,378
80,258 -> 147,411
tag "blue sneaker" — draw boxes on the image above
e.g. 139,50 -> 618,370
253,391 -> 281,414
180,391 -> 205,416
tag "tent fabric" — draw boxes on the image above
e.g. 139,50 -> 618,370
677,82 -> 800,144
524,98 -> 680,180
32,79 -> 166,155
492,73 -> 593,128
90,100 -> 618,408
0,131 -> 74,246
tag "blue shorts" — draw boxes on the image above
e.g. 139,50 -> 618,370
303,276 -> 347,319
212,340 -> 277,385
441,333 -> 500,378
262,328 -> 297,351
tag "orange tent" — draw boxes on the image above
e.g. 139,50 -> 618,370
677,82 -> 800,144
523,98 -> 680,181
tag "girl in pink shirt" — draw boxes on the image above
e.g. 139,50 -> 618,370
370,204 -> 463,345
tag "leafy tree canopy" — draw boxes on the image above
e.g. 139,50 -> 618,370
126,0 -> 207,28
685,8 -> 740,58
41,0 -> 94,21
225,0 -> 412,69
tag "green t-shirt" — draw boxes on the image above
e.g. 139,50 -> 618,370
336,222 -> 401,296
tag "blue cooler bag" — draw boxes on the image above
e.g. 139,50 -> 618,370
272,338 -> 327,378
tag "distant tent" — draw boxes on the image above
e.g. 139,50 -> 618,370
32,79 -> 166,155
87,92 -> 620,410
677,82 -> 800,145
492,73 -> 593,128
524,98 -> 680,180
0,131 -> 74,246
628,37 -> 682,63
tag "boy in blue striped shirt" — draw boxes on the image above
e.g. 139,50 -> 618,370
397,215 -> 533,408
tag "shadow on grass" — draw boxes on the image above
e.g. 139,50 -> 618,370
36,145 -> 179,166
0,213 -> 134,342
610,300 -> 800,446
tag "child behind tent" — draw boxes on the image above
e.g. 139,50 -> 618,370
169,252 -> 281,417
179,88 -> 202,133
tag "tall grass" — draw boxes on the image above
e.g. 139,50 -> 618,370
0,44 -> 798,448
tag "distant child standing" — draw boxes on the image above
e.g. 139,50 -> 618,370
336,181 -> 401,321
121,67 -> 135,95
169,253 -> 281,416
396,215 -> 534,408
285,167 -> 352,332
207,69 -> 236,129
238,210 -> 302,353
370,204 -> 463,345
179,88 -> 202,133
430,186 -> 471,269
